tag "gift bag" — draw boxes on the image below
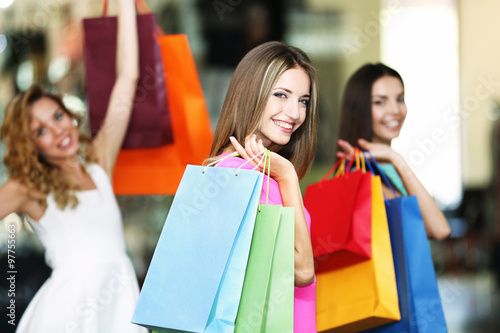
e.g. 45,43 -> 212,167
204,155 -> 267,333
132,162 -> 263,333
83,1 -> 173,149
112,33 -> 213,195
304,149 -> 372,270
364,153 -> 447,333
316,170 -> 400,332
235,152 -> 295,332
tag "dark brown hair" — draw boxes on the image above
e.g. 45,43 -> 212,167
337,63 -> 403,151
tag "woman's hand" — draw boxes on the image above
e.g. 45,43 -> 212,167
229,134 -> 315,286
337,138 -> 451,240
337,138 -> 400,164
229,135 -> 297,183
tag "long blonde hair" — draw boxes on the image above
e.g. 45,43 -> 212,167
208,41 -> 319,179
1,85 -> 95,209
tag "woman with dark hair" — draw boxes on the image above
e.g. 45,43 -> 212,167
207,40 -> 318,332
0,0 -> 147,331
337,63 -> 450,239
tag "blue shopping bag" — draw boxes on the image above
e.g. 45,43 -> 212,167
363,153 -> 447,333
132,163 -> 263,333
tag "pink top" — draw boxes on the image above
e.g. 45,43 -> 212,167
216,155 -> 317,333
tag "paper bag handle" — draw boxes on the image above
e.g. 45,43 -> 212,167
363,150 -> 397,197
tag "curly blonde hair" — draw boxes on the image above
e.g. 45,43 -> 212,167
1,85 -> 95,209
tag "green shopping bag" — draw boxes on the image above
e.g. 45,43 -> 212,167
235,151 -> 295,332
263,207 -> 295,332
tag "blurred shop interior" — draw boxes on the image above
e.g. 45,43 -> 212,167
1,0 -> 500,332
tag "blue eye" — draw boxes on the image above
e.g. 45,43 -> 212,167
274,93 -> 286,98
55,111 -> 63,121
36,128 -> 46,137
299,99 -> 309,106
373,100 -> 385,105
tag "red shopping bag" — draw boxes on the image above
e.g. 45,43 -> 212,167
304,149 -> 372,271
315,173 -> 400,332
83,1 -> 173,149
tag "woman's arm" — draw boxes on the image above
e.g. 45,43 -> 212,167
340,139 -> 451,240
277,172 -> 315,286
230,136 -> 315,286
0,180 -> 30,220
93,0 -> 139,177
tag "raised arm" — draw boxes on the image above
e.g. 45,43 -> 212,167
93,0 -> 139,177
230,136 -> 315,287
353,139 -> 451,240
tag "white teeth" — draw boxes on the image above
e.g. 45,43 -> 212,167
60,137 -> 70,147
386,120 -> 399,127
275,121 -> 293,129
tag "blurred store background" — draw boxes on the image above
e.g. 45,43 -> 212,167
1,0 -> 500,332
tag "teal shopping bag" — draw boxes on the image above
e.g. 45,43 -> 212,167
132,164 -> 263,333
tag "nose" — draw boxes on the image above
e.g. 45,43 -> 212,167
49,122 -> 64,136
284,100 -> 301,120
389,100 -> 403,115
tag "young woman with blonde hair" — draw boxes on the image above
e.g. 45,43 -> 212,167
0,0 -> 147,331
208,41 -> 318,332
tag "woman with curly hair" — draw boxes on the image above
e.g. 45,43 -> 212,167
0,0 -> 147,331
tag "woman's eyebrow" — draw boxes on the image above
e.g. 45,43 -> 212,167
273,87 -> 292,93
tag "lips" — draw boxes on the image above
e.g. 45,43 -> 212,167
273,119 -> 295,133
58,134 -> 73,149
383,119 -> 402,130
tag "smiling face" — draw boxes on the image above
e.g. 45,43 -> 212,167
29,97 -> 79,164
256,66 -> 310,147
371,75 -> 407,145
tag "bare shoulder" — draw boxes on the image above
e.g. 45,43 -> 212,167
0,179 -> 46,220
2,178 -> 29,197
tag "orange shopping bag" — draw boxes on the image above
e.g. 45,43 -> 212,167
112,33 -> 213,195
315,174 -> 400,332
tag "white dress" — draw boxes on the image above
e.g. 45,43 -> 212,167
18,164 -> 147,333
